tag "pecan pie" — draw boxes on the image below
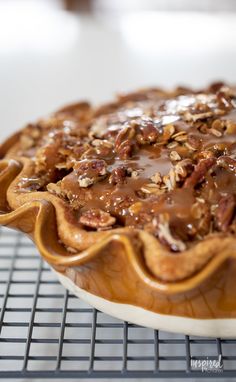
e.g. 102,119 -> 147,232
1,82 -> 236,336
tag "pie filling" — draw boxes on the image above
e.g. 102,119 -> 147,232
12,83 -> 236,252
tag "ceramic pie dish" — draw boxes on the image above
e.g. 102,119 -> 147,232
1,82 -> 236,337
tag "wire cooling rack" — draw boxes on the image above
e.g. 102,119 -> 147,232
0,226 -> 236,379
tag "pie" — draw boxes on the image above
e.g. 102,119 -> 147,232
1,82 -> 236,337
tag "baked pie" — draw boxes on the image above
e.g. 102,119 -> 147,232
1,82 -> 236,337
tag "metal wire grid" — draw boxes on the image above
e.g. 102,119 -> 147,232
0,227 -> 236,379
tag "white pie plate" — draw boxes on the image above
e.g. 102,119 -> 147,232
55,269 -> 236,338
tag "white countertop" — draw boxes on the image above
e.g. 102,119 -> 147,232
0,2 -> 236,142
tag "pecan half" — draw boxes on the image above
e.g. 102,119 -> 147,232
79,208 -> 116,228
216,90 -> 233,111
215,194 -> 236,232
115,123 -> 136,159
35,138 -> 62,178
74,159 -> 108,187
184,157 -> 216,188
136,120 -> 160,144
109,166 -> 127,185
208,82 -> 225,93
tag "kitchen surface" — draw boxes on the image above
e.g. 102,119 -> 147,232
0,1 -> 236,381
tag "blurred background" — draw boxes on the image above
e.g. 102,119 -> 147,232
0,0 -> 236,142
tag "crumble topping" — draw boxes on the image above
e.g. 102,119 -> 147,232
15,83 -> 236,251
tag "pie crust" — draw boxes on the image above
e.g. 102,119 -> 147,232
1,83 -> 236,337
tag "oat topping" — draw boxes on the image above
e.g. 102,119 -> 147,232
15,83 -> 236,252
